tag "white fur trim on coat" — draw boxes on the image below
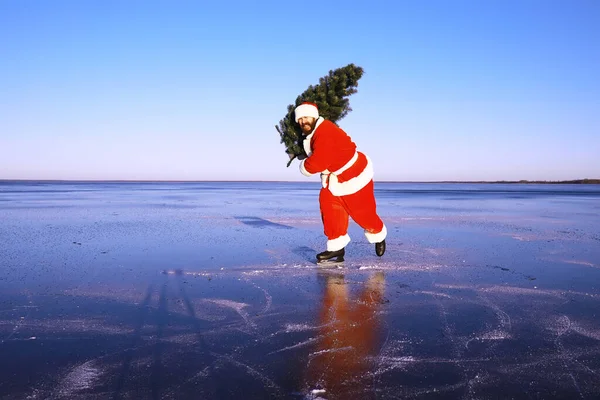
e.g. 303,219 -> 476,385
332,151 -> 358,175
327,234 -> 351,252
299,160 -> 313,177
364,224 -> 387,244
302,117 -> 324,156
327,155 -> 374,196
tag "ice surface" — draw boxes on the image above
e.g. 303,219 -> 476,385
1,181 -> 600,399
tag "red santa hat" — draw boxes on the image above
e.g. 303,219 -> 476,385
294,102 -> 319,123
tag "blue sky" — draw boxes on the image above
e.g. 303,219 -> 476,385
1,0 -> 598,182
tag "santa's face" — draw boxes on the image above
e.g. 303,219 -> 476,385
298,116 -> 316,135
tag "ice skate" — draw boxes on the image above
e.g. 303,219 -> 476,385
375,239 -> 386,257
316,248 -> 345,265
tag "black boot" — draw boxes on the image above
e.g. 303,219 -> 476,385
317,248 -> 345,263
375,240 -> 386,257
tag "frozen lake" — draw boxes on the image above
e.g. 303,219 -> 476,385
1,181 -> 600,399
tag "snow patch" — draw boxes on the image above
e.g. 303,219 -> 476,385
242,270 -> 267,276
284,323 -> 315,332
58,360 -> 101,396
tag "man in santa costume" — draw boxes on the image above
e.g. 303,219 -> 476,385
294,102 -> 387,263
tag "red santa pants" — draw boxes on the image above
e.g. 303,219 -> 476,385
319,180 -> 387,251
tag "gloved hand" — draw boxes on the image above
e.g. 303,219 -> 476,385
320,173 -> 329,188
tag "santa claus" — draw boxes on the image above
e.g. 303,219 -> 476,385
295,102 -> 387,263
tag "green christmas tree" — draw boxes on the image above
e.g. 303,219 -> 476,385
276,64 -> 364,167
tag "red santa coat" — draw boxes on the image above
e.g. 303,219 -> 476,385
299,117 -> 374,195
299,117 -> 386,251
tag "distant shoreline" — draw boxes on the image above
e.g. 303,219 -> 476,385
1,179 -> 599,184
419,179 -> 600,184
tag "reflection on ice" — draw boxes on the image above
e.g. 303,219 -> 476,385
303,272 -> 386,399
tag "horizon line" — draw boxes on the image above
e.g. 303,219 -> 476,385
1,178 -> 599,184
